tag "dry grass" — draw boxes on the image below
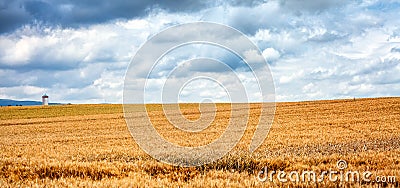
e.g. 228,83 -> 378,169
0,97 -> 399,187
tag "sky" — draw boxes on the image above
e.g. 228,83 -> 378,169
0,0 -> 400,103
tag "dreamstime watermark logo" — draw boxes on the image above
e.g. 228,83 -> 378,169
257,160 -> 397,184
123,22 -> 275,167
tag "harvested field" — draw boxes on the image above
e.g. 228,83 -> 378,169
0,97 -> 399,187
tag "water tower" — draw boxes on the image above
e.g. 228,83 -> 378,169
42,94 -> 49,106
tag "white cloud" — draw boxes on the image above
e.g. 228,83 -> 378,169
262,48 -> 280,62
0,85 -> 45,101
278,70 -> 304,84
243,49 -> 264,64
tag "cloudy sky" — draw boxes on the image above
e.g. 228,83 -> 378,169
0,0 -> 399,103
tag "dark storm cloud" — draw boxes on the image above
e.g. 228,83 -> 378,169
0,1 -> 31,33
0,59 -> 80,72
391,47 -> 400,53
0,0 -> 206,33
0,0 -> 267,34
223,0 -> 348,36
225,0 -> 266,7
279,0 -> 346,13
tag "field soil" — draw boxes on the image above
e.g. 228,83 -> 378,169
0,97 -> 399,187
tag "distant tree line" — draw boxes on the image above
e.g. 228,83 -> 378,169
1,104 -> 23,107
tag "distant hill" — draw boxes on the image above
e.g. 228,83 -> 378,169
0,99 -> 61,106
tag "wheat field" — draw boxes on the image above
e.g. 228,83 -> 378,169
0,97 -> 399,187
